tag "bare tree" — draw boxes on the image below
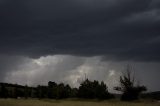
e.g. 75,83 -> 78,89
114,65 -> 147,101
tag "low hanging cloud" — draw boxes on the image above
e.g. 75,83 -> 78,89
1,55 -> 160,92
4,55 -> 120,88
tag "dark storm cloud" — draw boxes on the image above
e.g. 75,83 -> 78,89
0,0 -> 160,61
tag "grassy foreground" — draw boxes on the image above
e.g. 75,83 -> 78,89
0,99 -> 160,106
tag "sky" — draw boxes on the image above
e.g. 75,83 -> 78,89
0,0 -> 160,92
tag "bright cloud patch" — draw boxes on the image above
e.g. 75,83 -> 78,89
2,55 -> 160,92
3,55 -> 121,92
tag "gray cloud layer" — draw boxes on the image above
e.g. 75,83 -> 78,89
0,0 -> 160,61
1,55 -> 160,92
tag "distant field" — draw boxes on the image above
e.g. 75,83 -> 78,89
0,99 -> 160,106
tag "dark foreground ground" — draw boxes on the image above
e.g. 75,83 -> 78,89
0,99 -> 160,106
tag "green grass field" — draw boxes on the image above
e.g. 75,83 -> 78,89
0,99 -> 159,106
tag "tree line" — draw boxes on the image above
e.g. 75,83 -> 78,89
0,67 -> 147,101
0,79 -> 114,100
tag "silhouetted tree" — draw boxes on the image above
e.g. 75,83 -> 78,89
13,87 -> 18,98
66,84 -> 71,97
78,79 -> 114,99
70,88 -> 78,97
48,81 -> 72,99
0,80 -> 115,99
114,66 -> 147,101
37,85 -> 48,99
31,88 -> 37,98
0,83 -> 8,98
56,83 -> 71,99
48,81 -> 57,98
24,85 -> 29,99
